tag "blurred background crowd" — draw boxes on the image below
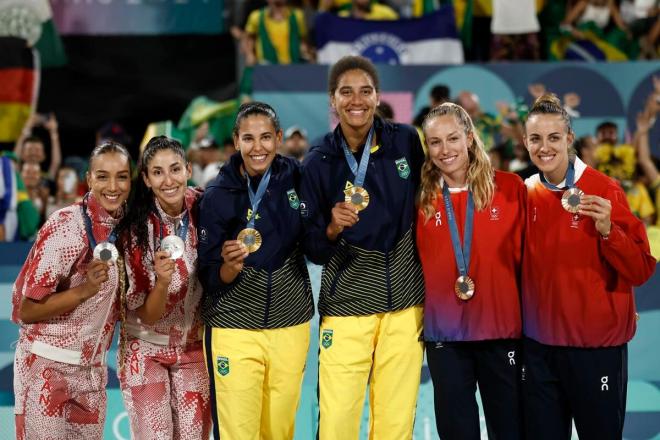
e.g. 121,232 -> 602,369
1,0 -> 659,246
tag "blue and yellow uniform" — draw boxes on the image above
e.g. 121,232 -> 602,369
300,116 -> 426,439
198,153 -> 314,440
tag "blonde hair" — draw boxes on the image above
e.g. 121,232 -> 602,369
418,102 -> 495,221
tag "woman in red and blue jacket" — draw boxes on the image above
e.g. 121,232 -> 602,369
417,102 -> 525,439
522,94 -> 655,439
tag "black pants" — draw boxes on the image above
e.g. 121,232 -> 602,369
425,339 -> 522,440
522,337 -> 628,440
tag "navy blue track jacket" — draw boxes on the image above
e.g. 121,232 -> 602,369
197,153 -> 314,329
299,117 -> 426,317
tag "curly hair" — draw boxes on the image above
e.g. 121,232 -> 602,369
418,103 -> 495,221
328,55 -> 380,95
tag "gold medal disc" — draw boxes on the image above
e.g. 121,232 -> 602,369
454,275 -> 475,301
237,228 -> 262,253
93,242 -> 119,263
344,186 -> 370,211
561,187 -> 584,213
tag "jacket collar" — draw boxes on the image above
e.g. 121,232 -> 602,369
153,187 -> 199,224
84,192 -> 122,228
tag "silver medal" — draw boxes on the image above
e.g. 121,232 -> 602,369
161,235 -> 185,259
93,242 -> 118,263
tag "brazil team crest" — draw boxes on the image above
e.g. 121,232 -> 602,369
217,356 -> 230,376
321,329 -> 333,349
395,157 -> 410,179
287,189 -> 300,209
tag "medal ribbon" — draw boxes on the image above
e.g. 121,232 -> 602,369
82,194 -> 118,249
155,209 -> 190,242
539,160 -> 575,191
442,184 -> 474,280
341,125 -> 375,188
245,166 -> 272,229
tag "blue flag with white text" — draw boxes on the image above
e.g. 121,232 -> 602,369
315,6 -> 464,65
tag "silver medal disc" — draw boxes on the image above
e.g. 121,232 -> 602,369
161,235 -> 185,259
93,242 -> 119,263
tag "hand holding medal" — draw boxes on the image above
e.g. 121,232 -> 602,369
221,240 -> 249,275
154,250 -> 176,285
576,194 -> 612,236
327,202 -> 359,241
85,259 -> 110,292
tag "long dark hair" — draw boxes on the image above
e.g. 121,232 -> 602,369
118,136 -> 186,251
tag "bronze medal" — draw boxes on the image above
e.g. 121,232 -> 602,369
454,275 -> 475,301
237,228 -> 262,253
561,187 -> 584,213
344,186 -> 370,211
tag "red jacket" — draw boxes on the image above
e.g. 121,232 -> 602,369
417,170 -> 525,342
523,159 -> 656,347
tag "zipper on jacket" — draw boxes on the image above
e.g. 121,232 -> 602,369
263,270 -> 273,327
386,252 -> 392,310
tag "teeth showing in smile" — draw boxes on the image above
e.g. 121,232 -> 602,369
104,194 -> 119,201
539,154 -> 555,162
251,155 -> 267,161
163,188 -> 178,195
440,156 -> 457,164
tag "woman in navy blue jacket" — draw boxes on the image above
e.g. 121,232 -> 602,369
197,102 -> 314,440
300,55 -> 426,439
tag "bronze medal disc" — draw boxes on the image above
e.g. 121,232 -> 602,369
237,228 -> 263,253
561,187 -> 584,213
344,186 -> 370,211
454,275 -> 475,301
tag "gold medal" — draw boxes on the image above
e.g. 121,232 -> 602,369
237,228 -> 262,253
93,242 -> 119,263
454,275 -> 475,301
561,187 -> 584,213
344,186 -> 370,211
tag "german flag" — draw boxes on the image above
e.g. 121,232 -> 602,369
0,37 -> 37,144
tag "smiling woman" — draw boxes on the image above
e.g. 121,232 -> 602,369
116,136 -> 211,440
417,103 -> 525,439
11,141 -> 132,439
521,94 -> 656,439
300,55 -> 426,440
197,102 -> 313,440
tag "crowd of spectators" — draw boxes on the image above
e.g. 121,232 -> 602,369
1,0 -> 658,246
4,75 -> 659,245
228,0 -> 659,65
